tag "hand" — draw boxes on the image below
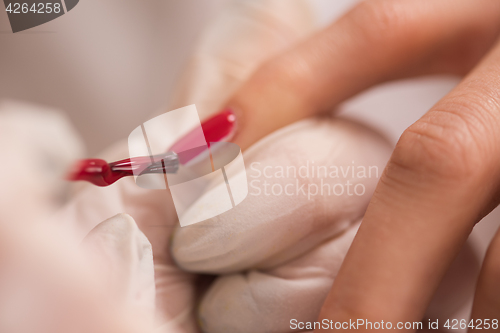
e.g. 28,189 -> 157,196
305,0 -> 500,329
56,2 -> 387,332
57,0 -> 500,331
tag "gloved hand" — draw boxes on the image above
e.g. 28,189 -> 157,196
0,102 -> 156,332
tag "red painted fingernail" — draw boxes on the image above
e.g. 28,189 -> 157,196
168,108 -> 236,164
201,108 -> 237,144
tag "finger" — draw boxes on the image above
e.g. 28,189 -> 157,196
226,0 -> 500,150
318,36 -> 500,327
469,226 -> 500,327
171,117 -> 391,273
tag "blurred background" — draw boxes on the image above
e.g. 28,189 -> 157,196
0,0 -> 498,318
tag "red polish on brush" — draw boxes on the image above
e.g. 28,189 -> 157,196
67,109 -> 236,186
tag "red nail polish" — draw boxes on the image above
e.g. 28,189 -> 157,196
168,108 -> 236,153
66,154 -> 179,187
66,158 -> 114,187
168,108 -> 236,165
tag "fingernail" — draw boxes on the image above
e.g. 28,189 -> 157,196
168,108 -> 237,160
201,108 -> 237,143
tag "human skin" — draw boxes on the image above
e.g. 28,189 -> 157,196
209,0 -> 500,329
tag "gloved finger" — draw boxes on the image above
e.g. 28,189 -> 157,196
81,213 -> 197,333
197,223 -> 359,333
319,35 -> 500,327
225,0 -> 500,151
172,117 -> 391,274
